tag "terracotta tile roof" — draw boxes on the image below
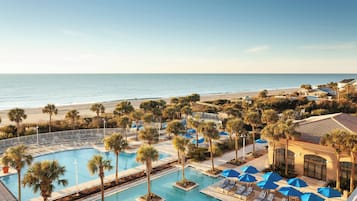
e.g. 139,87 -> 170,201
295,113 -> 357,144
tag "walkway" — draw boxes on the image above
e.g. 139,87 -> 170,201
0,180 -> 17,201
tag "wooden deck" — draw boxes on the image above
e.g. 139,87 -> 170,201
0,180 -> 17,201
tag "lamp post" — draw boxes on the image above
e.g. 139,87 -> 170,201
103,118 -> 106,140
74,160 -> 79,196
36,125 -> 39,146
240,133 -> 247,160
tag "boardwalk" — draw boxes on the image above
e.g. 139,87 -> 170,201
0,180 -> 17,201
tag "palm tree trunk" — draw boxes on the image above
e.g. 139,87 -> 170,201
350,153 -> 355,193
235,135 -> 239,162
196,133 -> 199,148
272,142 -> 276,170
210,139 -> 215,171
17,169 -> 21,201
101,173 -> 104,201
115,153 -> 119,184
182,153 -> 186,182
49,114 -> 52,132
44,197 -> 48,201
252,127 -> 256,155
97,114 -> 100,129
146,161 -> 151,199
285,139 -> 289,176
336,153 -> 341,190
177,150 -> 180,164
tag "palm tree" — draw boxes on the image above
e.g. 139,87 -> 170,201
104,133 -> 128,184
180,106 -> 192,123
142,113 -> 154,126
117,115 -> 131,141
65,110 -> 80,129
321,129 -> 349,190
261,123 -> 282,170
130,109 -> 144,139
136,144 -> 159,200
87,154 -> 112,201
172,136 -> 190,184
281,109 -> 296,121
244,111 -> 261,155
200,122 -> 220,172
114,101 -> 134,116
187,118 -> 201,147
166,120 -> 185,163
261,109 -> 279,125
22,160 -> 67,201
226,118 -> 245,163
90,103 -> 105,129
163,106 -> 177,121
276,120 -> 300,176
139,126 -> 159,145
2,145 -> 33,201
344,134 -> 357,192
42,104 -> 58,132
8,108 -> 27,137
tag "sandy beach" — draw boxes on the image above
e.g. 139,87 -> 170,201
0,88 -> 298,125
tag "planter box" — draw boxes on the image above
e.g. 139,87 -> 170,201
173,182 -> 199,191
136,194 -> 165,201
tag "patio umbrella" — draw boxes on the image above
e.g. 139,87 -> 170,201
255,139 -> 267,143
221,169 -> 240,178
187,128 -> 196,134
262,172 -> 282,182
257,180 -> 279,190
238,173 -> 257,183
301,193 -> 325,201
278,186 -> 303,197
219,131 -> 229,136
191,137 -> 204,144
241,165 -> 259,174
287,178 -> 308,187
182,133 -> 193,139
317,187 -> 342,198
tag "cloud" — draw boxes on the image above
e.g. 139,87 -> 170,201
301,42 -> 357,50
246,45 -> 270,53
61,29 -> 88,37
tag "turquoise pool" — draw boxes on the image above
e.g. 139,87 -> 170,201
0,148 -> 169,201
104,167 -> 222,201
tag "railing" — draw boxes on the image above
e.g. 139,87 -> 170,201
0,128 -> 136,154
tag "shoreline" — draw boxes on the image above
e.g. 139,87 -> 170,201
0,88 -> 298,125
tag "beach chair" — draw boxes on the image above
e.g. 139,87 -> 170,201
223,180 -> 236,192
242,186 -> 253,196
253,190 -> 267,201
264,193 -> 275,201
218,179 -> 230,189
234,185 -> 246,195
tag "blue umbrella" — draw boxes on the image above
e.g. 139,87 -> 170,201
181,119 -> 187,126
278,187 -> 303,197
288,178 -> 308,187
317,187 -> 342,198
238,173 -> 257,183
301,193 -> 325,201
255,139 -> 267,143
241,165 -> 259,174
182,133 -> 193,139
262,172 -> 282,182
257,180 -> 279,190
219,131 -> 229,136
187,128 -> 196,134
221,169 -> 240,178
192,137 -> 204,144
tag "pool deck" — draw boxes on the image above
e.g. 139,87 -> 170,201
0,180 -> 17,201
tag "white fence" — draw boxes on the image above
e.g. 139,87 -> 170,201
0,128 -> 135,153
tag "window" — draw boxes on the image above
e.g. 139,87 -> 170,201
304,155 -> 327,181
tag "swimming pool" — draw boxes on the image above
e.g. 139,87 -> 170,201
0,148 -> 169,201
103,167 -> 222,201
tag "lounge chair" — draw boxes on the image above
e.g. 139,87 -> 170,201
223,180 -> 236,192
281,197 -> 288,201
253,190 -> 267,201
218,179 -> 230,189
264,193 -> 274,201
235,185 -> 246,194
242,186 -> 253,196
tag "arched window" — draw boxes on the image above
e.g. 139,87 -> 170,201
304,155 -> 326,181
275,148 -> 295,171
340,162 -> 357,181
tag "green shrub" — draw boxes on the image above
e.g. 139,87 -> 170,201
187,144 -> 209,161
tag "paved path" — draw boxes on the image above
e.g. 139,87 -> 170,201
0,180 -> 17,201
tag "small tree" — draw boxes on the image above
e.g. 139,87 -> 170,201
139,126 -> 159,145
244,111 -> 261,155
114,101 -> 134,116
8,108 -> 27,137
200,122 -> 220,172
130,109 -> 144,140
226,118 -> 245,163
172,136 -> 190,186
166,120 -> 185,163
117,115 -> 131,141
65,110 -> 80,129
90,103 -> 105,128
42,104 -> 58,132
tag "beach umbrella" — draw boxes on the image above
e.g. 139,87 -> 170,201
287,178 -> 308,187
255,139 -> 267,143
219,131 -> 229,136
182,133 -> 193,139
257,180 -> 279,190
317,187 -> 342,198
181,119 -> 186,126
191,137 -> 204,144
262,172 -> 282,182
241,165 -> 259,174
278,186 -> 303,197
221,169 -> 240,178
238,173 -> 257,183
301,193 -> 325,201
187,128 -> 196,134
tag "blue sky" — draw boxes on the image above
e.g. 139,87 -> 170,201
0,0 -> 356,73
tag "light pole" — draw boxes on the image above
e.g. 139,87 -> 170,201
240,133 -> 247,160
74,160 -> 79,196
103,118 -> 106,140
36,125 -> 39,146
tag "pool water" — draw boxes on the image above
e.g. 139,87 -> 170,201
104,167 -> 222,201
0,148 -> 169,201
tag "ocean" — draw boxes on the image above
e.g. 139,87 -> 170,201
0,74 -> 355,110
